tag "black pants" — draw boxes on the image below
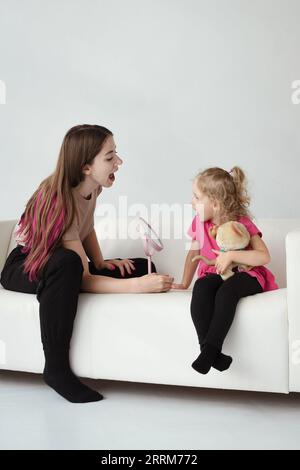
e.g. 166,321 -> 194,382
0,245 -> 155,351
190,272 -> 263,351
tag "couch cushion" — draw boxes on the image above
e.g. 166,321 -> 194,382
0,286 -> 288,393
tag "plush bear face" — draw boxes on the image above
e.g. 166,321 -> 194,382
215,221 -> 250,251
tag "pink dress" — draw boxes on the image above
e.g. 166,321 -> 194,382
187,215 -> 278,292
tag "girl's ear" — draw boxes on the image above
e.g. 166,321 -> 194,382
82,163 -> 92,175
212,199 -> 220,214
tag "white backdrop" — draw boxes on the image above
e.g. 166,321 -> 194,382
0,0 -> 300,220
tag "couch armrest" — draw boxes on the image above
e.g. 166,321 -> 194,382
0,219 -> 19,276
286,229 -> 300,392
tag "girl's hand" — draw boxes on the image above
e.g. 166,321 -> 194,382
97,259 -> 136,276
211,250 -> 233,275
107,258 -> 136,276
171,283 -> 188,290
138,273 -> 174,293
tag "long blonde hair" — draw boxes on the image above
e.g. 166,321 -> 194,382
194,166 -> 252,224
15,124 -> 113,282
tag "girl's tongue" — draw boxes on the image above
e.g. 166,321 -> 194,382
109,173 -> 115,181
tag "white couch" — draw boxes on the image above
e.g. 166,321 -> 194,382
1,217 -> 300,394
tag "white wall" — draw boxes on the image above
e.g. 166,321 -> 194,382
0,0 -> 300,220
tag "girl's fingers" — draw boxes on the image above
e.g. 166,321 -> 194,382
123,259 -> 135,271
119,265 -> 125,277
124,262 -> 132,274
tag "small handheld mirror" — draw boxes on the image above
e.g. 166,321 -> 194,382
136,217 -> 164,274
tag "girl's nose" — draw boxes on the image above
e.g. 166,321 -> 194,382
117,156 -> 123,165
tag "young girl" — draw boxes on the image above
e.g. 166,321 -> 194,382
0,124 -> 173,403
172,166 -> 278,374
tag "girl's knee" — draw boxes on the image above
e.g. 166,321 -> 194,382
61,248 -> 82,266
44,247 -> 83,275
218,273 -> 260,300
36,249 -> 83,301
215,280 -> 241,304
192,276 -> 215,294
133,258 -> 156,275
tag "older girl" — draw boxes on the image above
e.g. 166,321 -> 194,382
0,125 -> 173,402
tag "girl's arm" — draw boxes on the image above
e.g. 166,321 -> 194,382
82,229 -> 104,268
230,234 -> 271,266
213,235 -> 271,275
83,229 -> 135,275
172,241 -> 200,289
62,239 -> 173,293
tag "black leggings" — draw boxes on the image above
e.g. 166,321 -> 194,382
190,272 -> 263,351
0,245 -> 155,351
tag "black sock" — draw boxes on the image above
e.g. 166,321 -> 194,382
43,347 -> 103,403
192,343 -> 219,374
213,352 -> 233,371
198,343 -> 232,372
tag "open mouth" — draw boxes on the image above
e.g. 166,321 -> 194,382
108,173 -> 115,181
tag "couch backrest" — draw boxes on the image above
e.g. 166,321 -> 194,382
92,217 -> 300,288
2,217 -> 300,288
244,219 -> 300,288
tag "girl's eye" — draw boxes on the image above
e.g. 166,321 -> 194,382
107,157 -> 113,161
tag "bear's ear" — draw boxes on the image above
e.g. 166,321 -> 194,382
232,222 -> 244,238
209,225 -> 218,239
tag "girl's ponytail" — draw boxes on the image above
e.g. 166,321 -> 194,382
229,166 -> 251,212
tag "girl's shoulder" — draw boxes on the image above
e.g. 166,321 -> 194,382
187,214 -> 205,240
237,215 -> 262,238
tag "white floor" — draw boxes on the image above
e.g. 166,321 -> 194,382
0,369 -> 300,450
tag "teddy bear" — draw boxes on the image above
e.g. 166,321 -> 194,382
192,221 -> 252,280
